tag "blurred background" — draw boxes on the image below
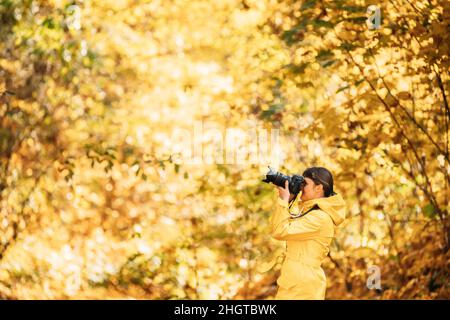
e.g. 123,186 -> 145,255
0,0 -> 449,299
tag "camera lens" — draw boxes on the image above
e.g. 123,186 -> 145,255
262,167 -> 305,195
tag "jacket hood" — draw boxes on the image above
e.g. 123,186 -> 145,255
300,193 -> 347,226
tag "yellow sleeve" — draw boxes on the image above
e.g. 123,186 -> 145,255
270,198 -> 326,241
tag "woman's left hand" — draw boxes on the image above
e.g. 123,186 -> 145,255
277,180 -> 291,202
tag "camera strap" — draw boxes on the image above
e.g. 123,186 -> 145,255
289,204 -> 320,219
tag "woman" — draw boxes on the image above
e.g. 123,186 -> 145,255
270,167 -> 346,300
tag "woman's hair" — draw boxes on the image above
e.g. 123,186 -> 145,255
302,167 -> 335,197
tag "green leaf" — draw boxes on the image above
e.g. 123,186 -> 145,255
316,49 -> 334,61
313,19 -> 334,29
285,62 -> 309,74
281,16 -> 309,45
0,0 -> 14,10
355,79 -> 364,87
321,59 -> 337,68
344,16 -> 367,24
388,254 -> 399,262
339,42 -> 356,51
261,103 -> 284,118
422,203 -> 436,218
336,85 -> 350,93
42,18 -> 55,29
340,5 -> 366,13
301,0 -> 317,10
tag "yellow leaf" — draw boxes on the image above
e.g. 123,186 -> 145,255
397,91 -> 411,100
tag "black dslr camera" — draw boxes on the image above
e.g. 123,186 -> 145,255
262,166 -> 306,195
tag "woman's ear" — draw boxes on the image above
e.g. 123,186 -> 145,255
315,183 -> 324,196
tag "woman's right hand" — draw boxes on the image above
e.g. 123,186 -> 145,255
277,180 -> 291,202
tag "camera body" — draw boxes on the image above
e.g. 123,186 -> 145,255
262,167 -> 306,195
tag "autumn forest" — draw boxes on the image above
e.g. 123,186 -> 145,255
0,0 -> 449,299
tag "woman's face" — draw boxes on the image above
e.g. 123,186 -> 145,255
300,177 -> 324,201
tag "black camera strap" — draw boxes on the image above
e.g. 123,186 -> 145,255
289,204 -> 320,219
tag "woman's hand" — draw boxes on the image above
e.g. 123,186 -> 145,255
277,180 -> 291,202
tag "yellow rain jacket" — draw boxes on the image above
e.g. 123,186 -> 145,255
264,193 -> 346,300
